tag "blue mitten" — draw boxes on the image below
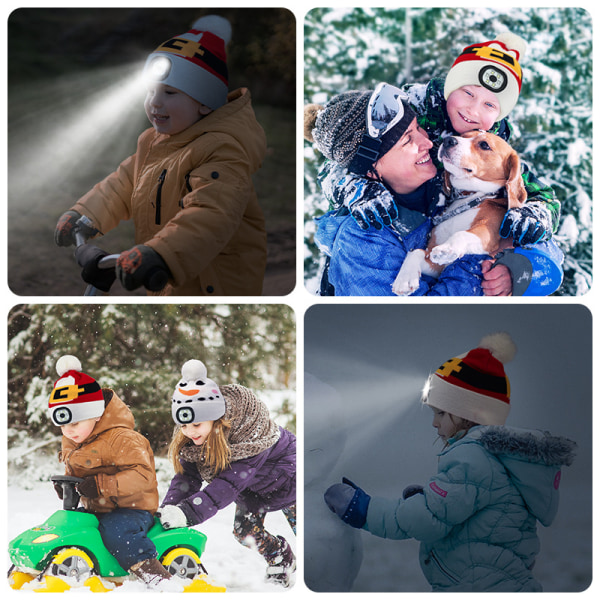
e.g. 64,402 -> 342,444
324,477 -> 371,529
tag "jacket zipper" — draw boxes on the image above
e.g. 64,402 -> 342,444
155,169 -> 167,225
429,551 -> 460,584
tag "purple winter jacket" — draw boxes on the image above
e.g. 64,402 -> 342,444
162,426 -> 296,524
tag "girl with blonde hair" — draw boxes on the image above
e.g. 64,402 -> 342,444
157,360 -> 296,587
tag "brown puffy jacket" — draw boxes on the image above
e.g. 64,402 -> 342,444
73,88 -> 267,296
60,390 -> 159,514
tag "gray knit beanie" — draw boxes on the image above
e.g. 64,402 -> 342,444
304,88 -> 416,175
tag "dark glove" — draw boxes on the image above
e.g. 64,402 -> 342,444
324,477 -> 371,529
499,205 -> 550,246
116,245 -> 170,292
402,484 -> 424,499
54,210 -> 81,247
53,481 -> 64,500
76,476 -> 99,498
75,245 -> 117,292
348,186 -> 398,230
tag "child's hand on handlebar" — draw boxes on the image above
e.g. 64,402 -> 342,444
116,245 -> 171,292
54,210 -> 82,247
75,245 -> 117,292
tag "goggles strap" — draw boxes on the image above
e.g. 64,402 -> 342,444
348,135 -> 382,175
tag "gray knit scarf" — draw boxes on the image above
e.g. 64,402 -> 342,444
179,384 -> 280,482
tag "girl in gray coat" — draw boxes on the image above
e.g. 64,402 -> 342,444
325,333 -> 576,591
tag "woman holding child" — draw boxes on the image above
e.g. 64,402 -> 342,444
304,32 -> 563,296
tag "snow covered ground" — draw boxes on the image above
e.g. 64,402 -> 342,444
8,476 -> 296,593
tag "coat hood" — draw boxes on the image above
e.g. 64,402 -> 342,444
165,87 -> 266,174
88,389 -> 135,439
471,426 -> 577,526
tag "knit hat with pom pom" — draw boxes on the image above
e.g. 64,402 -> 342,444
444,32 -> 527,120
304,86 -> 416,175
171,360 -> 225,425
144,15 -> 231,110
48,355 -> 105,426
422,333 -> 517,426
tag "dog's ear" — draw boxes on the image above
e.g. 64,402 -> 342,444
505,152 -> 527,208
443,170 -> 452,195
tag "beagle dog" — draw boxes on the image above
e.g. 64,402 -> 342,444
392,130 -> 527,295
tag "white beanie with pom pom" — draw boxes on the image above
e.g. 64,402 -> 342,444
444,31 -> 527,120
144,15 -> 231,110
48,355 -> 105,426
423,332 -> 517,426
171,359 -> 225,425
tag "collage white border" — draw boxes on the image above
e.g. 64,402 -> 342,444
2,1 -> 597,597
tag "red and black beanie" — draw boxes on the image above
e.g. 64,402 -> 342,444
423,333 -> 517,426
48,355 -> 105,426
143,15 -> 231,110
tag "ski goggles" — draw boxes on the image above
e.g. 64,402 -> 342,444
348,82 -> 414,175
366,82 -> 410,139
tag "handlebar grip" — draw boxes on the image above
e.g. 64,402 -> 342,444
145,267 -> 169,292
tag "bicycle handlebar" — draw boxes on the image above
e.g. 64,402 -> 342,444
74,216 -> 168,295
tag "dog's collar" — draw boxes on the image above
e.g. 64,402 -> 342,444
433,189 -> 504,227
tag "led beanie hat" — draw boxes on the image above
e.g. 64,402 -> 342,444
423,332 -> 517,426
444,32 -> 526,121
144,15 -> 231,110
172,359 -> 225,425
48,355 -> 105,426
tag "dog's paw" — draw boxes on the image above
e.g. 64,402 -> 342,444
392,273 -> 419,296
430,243 -> 459,265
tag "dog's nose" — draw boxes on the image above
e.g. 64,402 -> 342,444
442,136 -> 458,148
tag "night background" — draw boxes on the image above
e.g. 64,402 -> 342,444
8,8 -> 296,296
304,303 -> 592,592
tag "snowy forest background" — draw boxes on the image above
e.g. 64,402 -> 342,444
7,304 -> 295,472
303,7 -> 593,296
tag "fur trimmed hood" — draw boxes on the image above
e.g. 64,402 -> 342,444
477,426 -> 577,467
467,426 -> 577,526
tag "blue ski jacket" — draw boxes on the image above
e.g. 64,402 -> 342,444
315,209 -> 486,296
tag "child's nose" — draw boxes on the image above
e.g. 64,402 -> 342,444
149,93 -> 163,107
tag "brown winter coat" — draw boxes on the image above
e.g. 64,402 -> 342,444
73,88 -> 267,296
59,390 -> 159,514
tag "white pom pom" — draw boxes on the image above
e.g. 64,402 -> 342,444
495,32 -> 527,59
181,359 -> 208,381
192,15 -> 232,44
479,333 -> 517,364
56,355 -> 82,376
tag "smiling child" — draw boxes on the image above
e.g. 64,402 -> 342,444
55,15 -> 267,296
